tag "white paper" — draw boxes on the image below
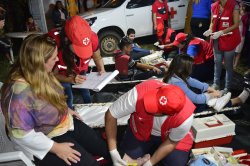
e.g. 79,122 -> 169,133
72,70 -> 119,92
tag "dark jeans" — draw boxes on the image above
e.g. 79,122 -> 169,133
133,68 -> 165,80
61,82 -> 91,109
34,119 -> 111,166
190,17 -> 210,39
191,59 -> 214,82
120,127 -> 189,166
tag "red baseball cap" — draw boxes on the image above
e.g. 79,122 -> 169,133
143,85 -> 186,115
65,15 -> 93,59
173,32 -> 187,47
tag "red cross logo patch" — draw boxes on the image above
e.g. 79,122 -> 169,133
169,7 -> 177,19
159,96 -> 167,105
83,37 -> 90,46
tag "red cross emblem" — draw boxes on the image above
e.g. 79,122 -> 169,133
83,37 -> 90,46
159,96 -> 168,105
169,7 -> 177,19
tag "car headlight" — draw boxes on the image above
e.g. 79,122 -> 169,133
86,17 -> 97,26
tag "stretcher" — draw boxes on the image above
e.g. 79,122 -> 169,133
89,57 -> 115,68
74,103 -> 240,128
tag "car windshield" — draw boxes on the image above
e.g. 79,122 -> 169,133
102,0 -> 126,8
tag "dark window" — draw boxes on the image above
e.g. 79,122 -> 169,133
102,0 -> 126,8
126,0 -> 154,9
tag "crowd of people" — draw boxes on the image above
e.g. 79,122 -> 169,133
1,0 -> 250,166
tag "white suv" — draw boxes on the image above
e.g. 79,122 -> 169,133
80,0 -> 188,56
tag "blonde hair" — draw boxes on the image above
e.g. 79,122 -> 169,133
6,34 -> 67,114
193,0 -> 200,4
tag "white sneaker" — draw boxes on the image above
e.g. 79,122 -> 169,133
213,92 -> 231,111
207,98 -> 217,107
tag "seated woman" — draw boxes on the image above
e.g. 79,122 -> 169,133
115,37 -> 165,81
172,32 -> 214,82
0,34 -> 111,166
163,54 -> 250,112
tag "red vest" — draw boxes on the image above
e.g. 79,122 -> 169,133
130,80 -> 195,152
161,28 -> 176,53
114,50 -> 130,76
211,0 -> 241,51
189,38 -> 214,64
161,28 -> 175,44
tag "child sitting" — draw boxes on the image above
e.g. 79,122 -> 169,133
115,37 -> 165,81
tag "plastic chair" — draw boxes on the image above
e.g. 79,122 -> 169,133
0,82 -> 35,166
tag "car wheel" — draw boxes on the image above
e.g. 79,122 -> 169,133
99,31 -> 121,56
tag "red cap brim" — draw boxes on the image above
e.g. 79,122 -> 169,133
72,43 -> 93,60
143,88 -> 160,114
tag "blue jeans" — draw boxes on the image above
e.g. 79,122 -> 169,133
61,82 -> 91,109
213,40 -> 235,90
120,127 -> 189,166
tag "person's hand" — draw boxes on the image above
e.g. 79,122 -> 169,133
74,75 -> 86,84
110,149 -> 127,166
207,86 -> 216,93
143,160 -> 153,166
53,142 -> 81,165
68,108 -> 83,122
208,90 -> 221,98
150,50 -> 155,54
203,29 -> 212,37
98,69 -> 106,75
154,41 -> 159,46
211,31 -> 224,39
0,20 -> 5,29
152,67 -> 162,74
158,45 -> 165,49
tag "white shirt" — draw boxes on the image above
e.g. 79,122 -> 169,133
109,87 -> 194,142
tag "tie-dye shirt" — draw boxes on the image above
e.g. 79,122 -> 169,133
1,80 -> 73,139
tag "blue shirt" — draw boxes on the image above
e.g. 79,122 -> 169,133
192,0 -> 212,19
168,75 -> 209,104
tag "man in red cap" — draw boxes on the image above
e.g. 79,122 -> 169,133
105,79 -> 195,166
172,32 -> 214,82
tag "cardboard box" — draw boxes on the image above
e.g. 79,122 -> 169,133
192,114 -> 235,148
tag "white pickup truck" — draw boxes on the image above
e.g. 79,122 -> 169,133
80,0 -> 188,56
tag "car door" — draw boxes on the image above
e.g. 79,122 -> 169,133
125,0 -> 155,37
168,0 -> 188,30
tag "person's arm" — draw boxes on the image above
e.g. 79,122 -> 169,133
105,88 -> 137,165
92,49 -> 106,74
186,77 -> 209,92
174,81 -> 207,104
136,62 -> 161,74
148,138 -> 178,165
53,68 -> 86,84
105,110 -> 118,150
146,115 -> 194,165
221,7 -> 240,34
153,13 -> 157,30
